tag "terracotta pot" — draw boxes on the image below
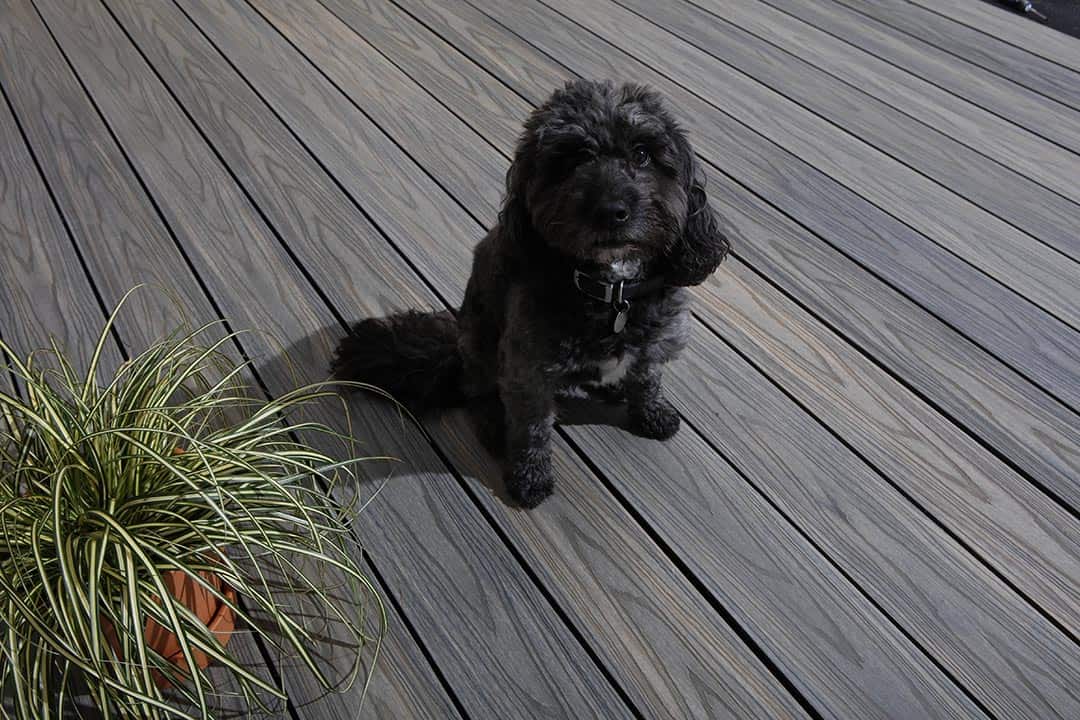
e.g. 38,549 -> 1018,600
99,449 -> 238,686
102,567 -> 237,689
146,568 -> 238,687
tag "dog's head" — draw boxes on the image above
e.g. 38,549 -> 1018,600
501,79 -> 730,275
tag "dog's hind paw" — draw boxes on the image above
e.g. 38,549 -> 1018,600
628,397 -> 681,440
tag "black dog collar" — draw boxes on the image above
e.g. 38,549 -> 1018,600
572,269 -> 667,333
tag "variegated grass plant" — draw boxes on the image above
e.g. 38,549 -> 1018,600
0,299 -> 385,719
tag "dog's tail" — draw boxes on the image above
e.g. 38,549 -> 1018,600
332,310 -> 464,410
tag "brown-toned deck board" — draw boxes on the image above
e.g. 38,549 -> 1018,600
28,1 -> 635,717
834,0 -> 1080,110
220,1 -> 1079,716
2,0 -> 1079,718
102,1 -> 814,717
433,0 -> 1080,414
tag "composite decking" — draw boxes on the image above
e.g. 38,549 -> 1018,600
1,0 -> 1079,718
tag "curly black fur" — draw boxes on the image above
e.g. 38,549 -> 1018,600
334,80 -> 732,507
331,310 -> 463,407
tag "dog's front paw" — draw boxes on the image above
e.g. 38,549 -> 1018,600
506,461 -> 554,508
629,397 -> 681,440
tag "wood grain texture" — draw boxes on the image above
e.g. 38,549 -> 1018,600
669,327 -> 1079,719
832,0 -> 1080,109
710,0 -> 1080,201
702,256 -> 1080,627
176,2 -> 1015,715
248,0 -> 506,220
677,0 -> 1080,253
907,0 -> 1080,73
757,0 -> 1080,155
0,88 -> 119,375
711,176 -> 1080,514
319,0 -> 533,150
32,0 -> 632,717
302,4 -> 1080,716
567,418 -> 992,720
106,1 -> 812,717
1,3 -> 460,718
462,0 -> 1080,414
364,0 -> 1080,517
352,0 -> 1080,517
284,5 -> 1080,715
174,0 -> 476,303
538,0 -> 1080,330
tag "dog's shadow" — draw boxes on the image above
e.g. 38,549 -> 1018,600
254,324 -> 634,510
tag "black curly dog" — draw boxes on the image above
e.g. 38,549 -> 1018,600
333,80 -> 731,507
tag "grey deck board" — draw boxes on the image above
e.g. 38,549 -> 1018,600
538,0 -> 1080,331
26,0 -> 634,718
444,0 -> 1080,415
904,0 -> 1080,73
759,0 -> 1080,155
106,0 -> 813,717
666,0 -> 1080,257
213,1 -> 1078,716
2,0 -> 1079,718
834,0 -> 1080,110
693,0 -> 1080,214
0,4 -> 461,719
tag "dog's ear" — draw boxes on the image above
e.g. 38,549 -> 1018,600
663,131 -> 732,287
497,136 -> 535,250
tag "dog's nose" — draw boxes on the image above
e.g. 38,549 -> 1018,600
600,200 -> 630,226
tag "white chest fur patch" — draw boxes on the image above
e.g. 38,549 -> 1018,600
593,352 -> 634,386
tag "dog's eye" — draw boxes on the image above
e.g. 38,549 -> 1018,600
632,146 -> 651,167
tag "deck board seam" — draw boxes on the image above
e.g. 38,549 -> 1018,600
256,0 -> 1079,707
675,0 -> 1080,248
754,0 -> 1080,157
830,0 -> 1080,113
0,43 -> 299,717
20,4 -> 467,716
